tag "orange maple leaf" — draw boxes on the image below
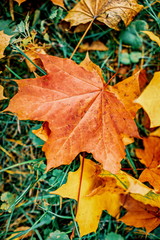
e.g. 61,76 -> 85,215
5,54 -> 141,173
136,137 -> 160,193
119,195 -> 160,232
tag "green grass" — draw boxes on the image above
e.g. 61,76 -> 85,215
0,0 -> 160,239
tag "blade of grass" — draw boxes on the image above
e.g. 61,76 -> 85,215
5,65 -> 21,79
4,208 -> 14,240
0,157 -> 45,173
70,200 -> 81,239
38,205 -> 73,219
125,148 -> 138,178
12,45 -> 47,75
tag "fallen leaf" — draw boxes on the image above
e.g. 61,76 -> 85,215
14,0 -> 26,5
0,85 -> 7,100
142,31 -> 160,46
136,137 -> 160,192
100,168 -> 160,209
51,157 -> 124,236
6,226 -> 33,240
51,0 -> 66,9
5,54 -> 141,173
131,191 -> 160,209
100,170 -> 151,196
51,157 -> 159,236
79,40 -> 108,52
0,31 -> 11,58
61,0 -> 143,32
135,71 -> 160,128
119,195 -> 160,233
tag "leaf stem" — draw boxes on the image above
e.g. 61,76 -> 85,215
70,19 -> 94,59
70,154 -> 85,238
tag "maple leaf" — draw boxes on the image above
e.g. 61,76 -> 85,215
61,0 -> 143,32
51,157 -> 158,236
119,195 -> 160,232
136,137 -> 160,193
135,71 -> 160,128
101,170 -> 151,196
51,157 -> 125,236
0,85 -> 7,100
0,31 -> 11,59
5,54 -> 141,173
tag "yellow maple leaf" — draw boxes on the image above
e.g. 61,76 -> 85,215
51,157 -> 124,236
51,157 -> 157,236
135,71 -> 160,128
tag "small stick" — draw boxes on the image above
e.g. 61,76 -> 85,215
70,19 -> 94,59
9,0 -> 15,21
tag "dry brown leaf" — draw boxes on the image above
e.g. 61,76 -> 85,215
79,40 -> 108,52
0,31 -> 11,59
61,0 -> 143,32
5,54 -> 141,173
